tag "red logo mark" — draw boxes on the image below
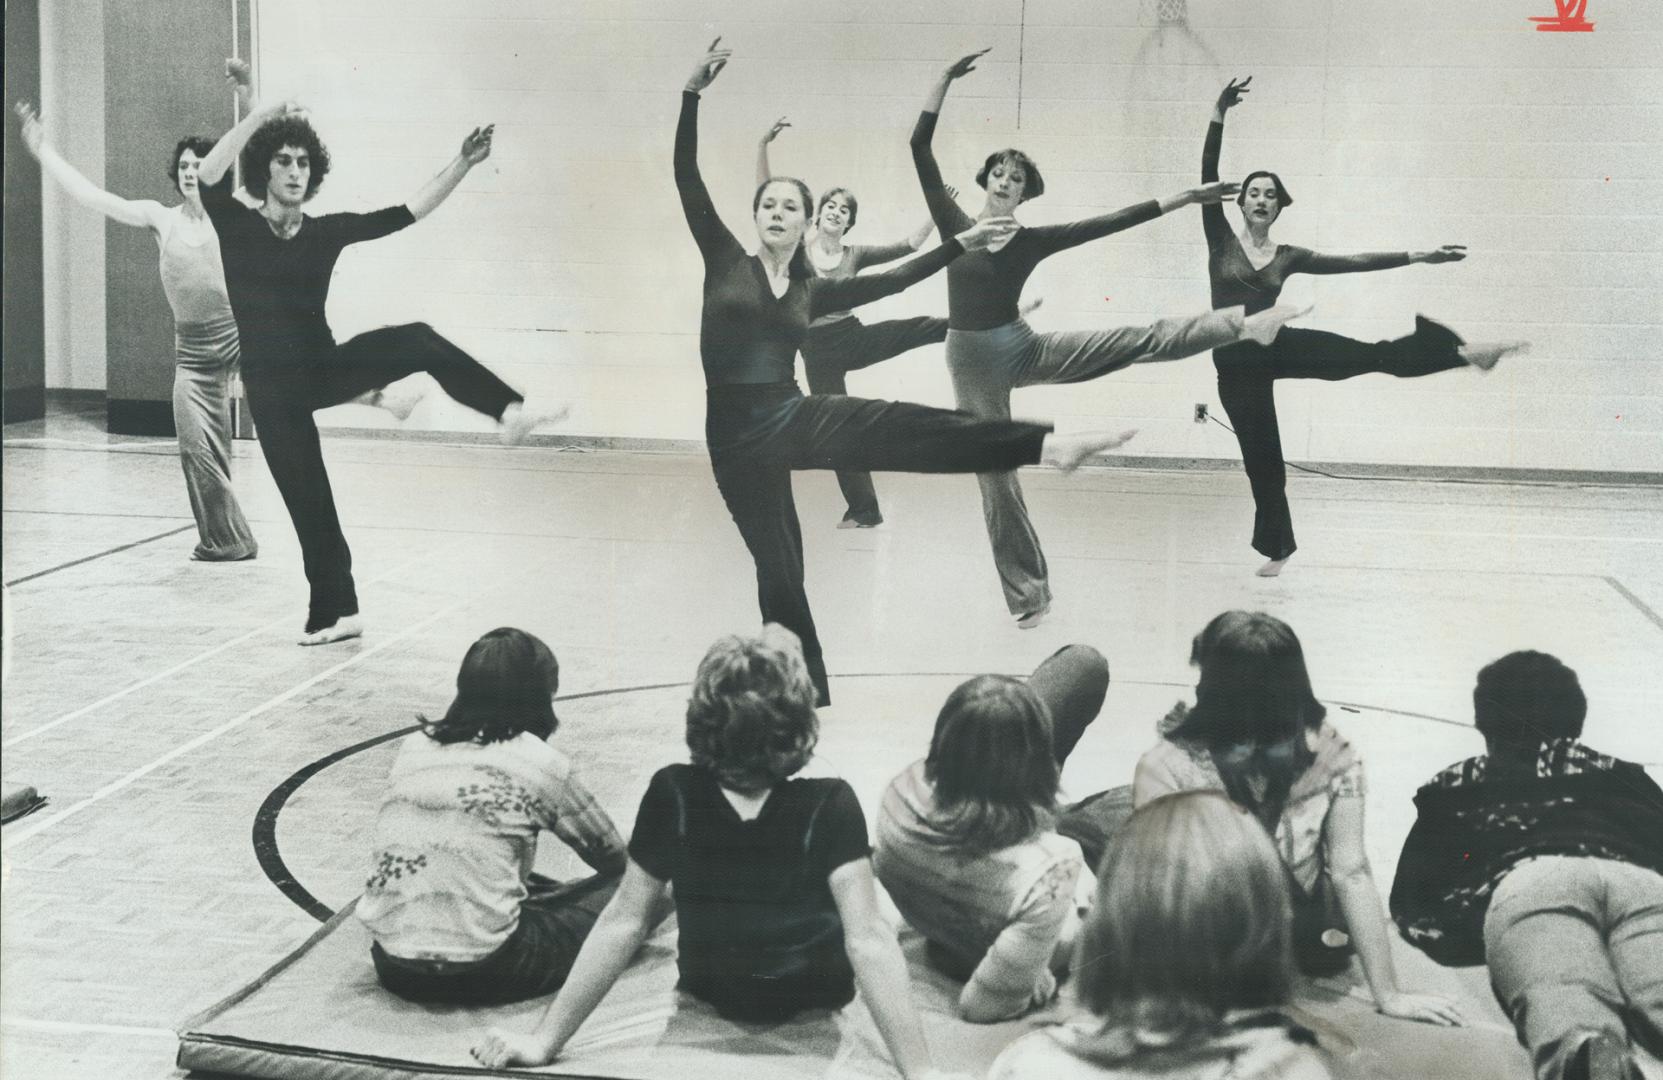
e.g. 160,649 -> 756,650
1531,0 -> 1593,31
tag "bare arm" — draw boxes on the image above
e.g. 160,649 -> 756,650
831,858 -> 938,1080
14,104 -> 163,230
198,94 -> 290,188
407,125 -> 492,222
1326,794 -> 1464,1026
469,859 -> 668,1068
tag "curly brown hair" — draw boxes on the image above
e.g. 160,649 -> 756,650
240,114 -> 331,202
685,625 -> 818,793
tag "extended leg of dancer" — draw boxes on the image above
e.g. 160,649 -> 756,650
172,348 -> 258,562
803,315 -> 948,529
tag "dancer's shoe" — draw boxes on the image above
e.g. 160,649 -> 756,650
1016,604 -> 1049,629
1256,556 -> 1290,578
1242,303 -> 1311,345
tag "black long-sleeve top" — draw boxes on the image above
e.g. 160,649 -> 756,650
1202,118 -> 1410,315
200,177 -> 414,370
676,92 -> 964,386
911,110 -> 1163,331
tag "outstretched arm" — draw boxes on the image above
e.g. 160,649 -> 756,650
407,125 -> 492,222
469,859 -> 668,1068
13,103 -> 164,230
911,52 -> 984,238
1297,245 -> 1464,274
812,215 -> 1015,315
1027,179 -> 1237,259
1327,793 -> 1466,1027
198,92 -> 292,189
675,41 -> 737,256
1201,76 -> 1250,249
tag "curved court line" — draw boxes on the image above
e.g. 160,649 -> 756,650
3,537 -> 468,750
254,674 -> 1493,921
2,602 -> 463,852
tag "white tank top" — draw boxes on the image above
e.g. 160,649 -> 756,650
157,205 -> 234,325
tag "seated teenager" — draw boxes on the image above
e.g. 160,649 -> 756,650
874,645 -> 1112,1022
988,791 -> 1334,1080
471,625 -> 962,1080
1392,650 -> 1663,1080
357,628 -> 627,1005
1133,611 -> 1463,1025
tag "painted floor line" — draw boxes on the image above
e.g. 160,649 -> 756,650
3,538 -> 467,750
0,1015 -> 176,1039
3,524 -> 198,587
2,601 -> 461,851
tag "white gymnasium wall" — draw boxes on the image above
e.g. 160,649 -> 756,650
252,0 -> 1662,472
39,0 -> 107,392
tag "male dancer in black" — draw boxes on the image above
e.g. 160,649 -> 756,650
198,75 -> 561,644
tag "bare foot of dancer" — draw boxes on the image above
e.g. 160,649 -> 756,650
500,396 -> 572,446
298,614 -> 364,646
361,379 -> 428,421
1041,429 -> 1139,473
1460,340 -> 1529,372
1019,295 -> 1044,318
1242,303 -> 1312,346
1016,603 -> 1050,629
1256,556 -> 1290,578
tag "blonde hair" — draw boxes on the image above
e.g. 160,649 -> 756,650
1072,791 -> 1295,1066
685,624 -> 818,793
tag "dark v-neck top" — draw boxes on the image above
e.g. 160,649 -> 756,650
628,763 -> 870,1014
911,110 -> 1165,331
677,92 -> 964,386
201,177 -> 413,371
1201,119 -> 1409,315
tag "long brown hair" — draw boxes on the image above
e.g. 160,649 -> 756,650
1072,791 -> 1295,1066
924,675 -> 1060,853
1169,611 -> 1325,830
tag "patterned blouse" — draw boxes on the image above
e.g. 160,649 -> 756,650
1134,706 -> 1364,893
357,730 -> 626,962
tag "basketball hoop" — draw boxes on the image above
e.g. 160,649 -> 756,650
1139,0 -> 1190,27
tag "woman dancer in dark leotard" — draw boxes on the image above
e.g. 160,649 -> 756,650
680,40 -> 1137,706
1203,77 -> 1528,577
913,50 -> 1306,629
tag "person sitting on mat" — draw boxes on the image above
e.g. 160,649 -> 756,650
357,627 -> 630,1005
873,645 -> 1117,1022
1132,611 -> 1464,1026
988,791 -> 1334,1080
471,625 -> 961,1080
1391,651 -> 1663,1080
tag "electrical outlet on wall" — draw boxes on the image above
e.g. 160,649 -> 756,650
1193,403 -> 1209,423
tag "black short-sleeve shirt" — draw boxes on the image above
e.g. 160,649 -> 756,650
628,763 -> 871,1020
200,180 -> 414,371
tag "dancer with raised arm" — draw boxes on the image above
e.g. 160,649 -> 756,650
760,119 -> 972,529
677,40 -> 1138,705
913,50 -> 1304,628
14,89 -> 259,562
196,65 -> 565,646
1201,77 -> 1527,576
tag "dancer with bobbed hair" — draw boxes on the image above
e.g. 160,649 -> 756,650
1134,611 -> 1464,1026
1201,76 -> 1528,576
195,64 -> 566,646
675,40 -> 1143,705
472,625 -> 964,1080
913,50 -> 1308,628
760,119 -> 1034,529
990,791 -> 1333,1079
